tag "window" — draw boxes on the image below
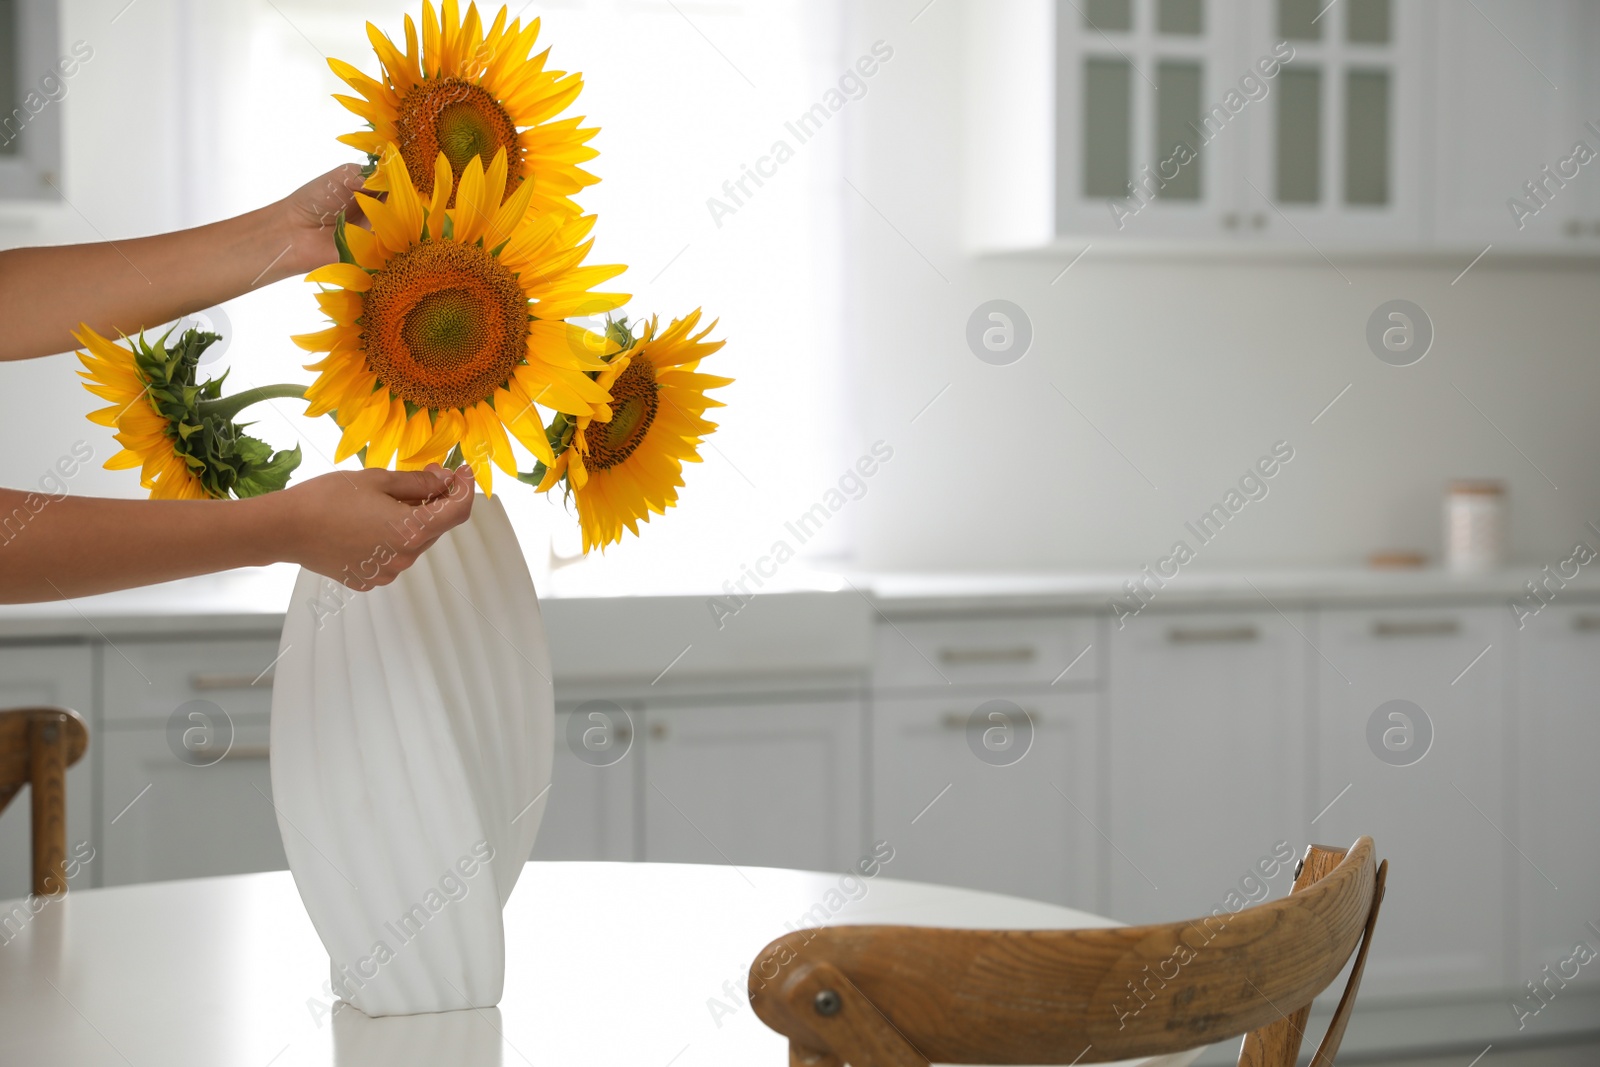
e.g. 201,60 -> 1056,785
0,0 -> 64,200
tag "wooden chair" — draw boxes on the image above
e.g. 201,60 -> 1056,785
0,707 -> 89,897
749,837 -> 1387,1067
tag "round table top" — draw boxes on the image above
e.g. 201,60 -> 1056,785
0,863 -> 1207,1067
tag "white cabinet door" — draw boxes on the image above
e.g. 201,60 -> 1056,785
1315,606 -> 1509,998
1055,0 -> 1250,240
1107,610 -> 1310,925
532,702 -> 637,862
1429,0 -> 1578,251
0,645 -> 96,898
98,638 -> 285,886
873,692 -> 1100,909
1515,605 -> 1600,991
643,701 -> 862,874
1239,0 -> 1431,249
98,716 -> 283,886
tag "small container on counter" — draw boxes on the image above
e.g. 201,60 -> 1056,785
1443,480 -> 1507,573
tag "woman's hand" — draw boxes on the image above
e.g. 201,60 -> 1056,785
269,464 -> 477,590
276,163 -> 371,278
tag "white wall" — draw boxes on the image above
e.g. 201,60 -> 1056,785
842,0 -> 1600,573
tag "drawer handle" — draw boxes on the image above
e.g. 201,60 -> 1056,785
937,646 -> 1036,666
188,743 -> 270,761
191,672 -> 274,691
1573,615 -> 1600,631
1372,620 -> 1460,638
941,711 -> 1034,730
1167,625 -> 1258,644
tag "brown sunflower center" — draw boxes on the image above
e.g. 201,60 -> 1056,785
361,241 -> 528,410
395,77 -> 523,203
587,358 -> 659,471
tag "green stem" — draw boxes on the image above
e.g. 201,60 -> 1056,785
199,383 -> 308,423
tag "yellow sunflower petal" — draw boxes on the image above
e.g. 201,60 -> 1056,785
336,391 -> 395,462
306,262 -> 373,292
451,154 -> 490,246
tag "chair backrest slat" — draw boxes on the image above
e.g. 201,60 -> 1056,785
0,707 -> 90,897
750,837 -> 1384,1067
1237,843 -> 1350,1067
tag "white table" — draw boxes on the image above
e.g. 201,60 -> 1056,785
0,863 -> 1208,1067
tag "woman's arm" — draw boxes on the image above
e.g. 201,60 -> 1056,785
0,164 -> 366,362
0,464 -> 476,604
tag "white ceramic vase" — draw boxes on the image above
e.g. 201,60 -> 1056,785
269,494 -> 553,1017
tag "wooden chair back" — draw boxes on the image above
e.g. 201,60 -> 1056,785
0,707 -> 89,896
749,837 -> 1387,1067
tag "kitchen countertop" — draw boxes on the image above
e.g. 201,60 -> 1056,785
0,562 -> 1589,641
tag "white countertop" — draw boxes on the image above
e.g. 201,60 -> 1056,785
1,561 -> 1585,634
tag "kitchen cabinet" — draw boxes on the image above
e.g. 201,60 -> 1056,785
98,716 -> 282,886
533,701 -> 638,862
966,0 -> 1600,255
1239,0 -> 1430,248
1428,0 -> 1586,252
0,644 -> 95,899
1515,605 -> 1600,990
1314,606 -> 1510,998
642,699 -> 863,873
873,613 -> 1099,692
1052,0 -> 1248,240
1107,609 -> 1310,925
98,638 -> 283,886
871,691 -> 1101,910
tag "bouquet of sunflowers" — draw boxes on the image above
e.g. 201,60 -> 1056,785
78,1 -> 729,554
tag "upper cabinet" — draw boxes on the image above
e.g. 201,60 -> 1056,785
1430,0 -> 1598,253
963,0 -> 1599,255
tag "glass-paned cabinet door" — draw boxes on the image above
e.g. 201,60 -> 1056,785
1056,0 -> 1249,239
1241,0 -> 1429,247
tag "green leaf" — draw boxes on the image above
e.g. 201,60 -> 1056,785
517,461 -> 548,488
233,443 -> 302,498
334,212 -> 357,266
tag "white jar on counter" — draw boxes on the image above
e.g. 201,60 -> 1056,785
1444,480 -> 1507,573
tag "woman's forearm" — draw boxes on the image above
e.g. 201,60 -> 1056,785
0,488 -> 285,602
0,465 -> 477,604
0,164 -> 365,362
0,206 -> 295,361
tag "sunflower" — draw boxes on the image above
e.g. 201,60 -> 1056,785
293,144 -> 627,494
536,311 -> 730,552
331,1 -> 598,218
77,326 -> 301,500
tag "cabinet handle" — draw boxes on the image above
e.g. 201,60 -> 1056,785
1572,615 -> 1600,631
1567,219 -> 1583,238
1167,625 -> 1259,644
941,710 -> 1034,730
1372,619 -> 1460,638
650,722 -> 668,741
190,672 -> 273,691
937,646 -> 1036,666
1251,213 -> 1267,229
188,743 -> 270,761
1222,212 -> 1241,230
